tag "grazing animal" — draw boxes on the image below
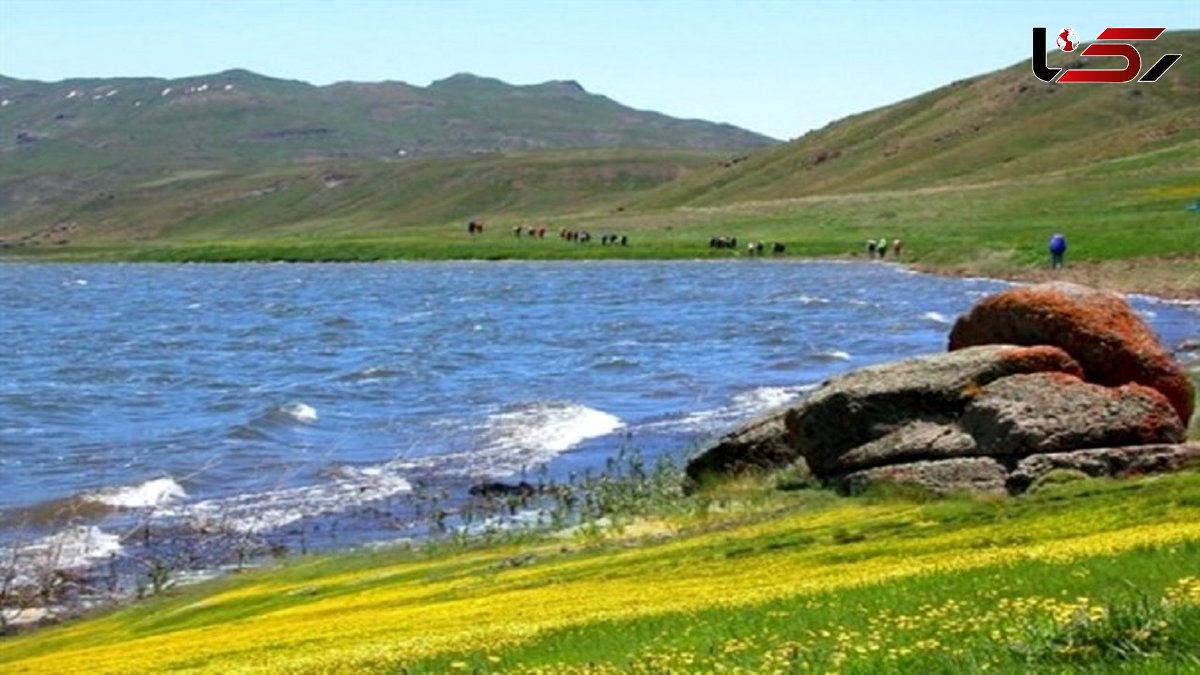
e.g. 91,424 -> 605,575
772,242 -> 786,255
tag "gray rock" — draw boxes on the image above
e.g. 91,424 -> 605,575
834,420 -> 978,473
684,407 -> 799,485
960,373 -> 1186,456
787,345 -> 1082,475
838,457 -> 1009,496
1007,443 -> 1200,493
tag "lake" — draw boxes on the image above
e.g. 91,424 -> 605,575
1,261 -> 1196,575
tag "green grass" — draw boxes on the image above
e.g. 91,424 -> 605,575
26,148 -> 1191,278
3,471 -> 1200,673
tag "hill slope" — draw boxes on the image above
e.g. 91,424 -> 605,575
0,70 -> 773,231
0,149 -> 722,245
637,30 -> 1198,207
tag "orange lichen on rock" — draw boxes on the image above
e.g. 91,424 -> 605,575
948,282 -> 1195,424
998,345 -> 1084,379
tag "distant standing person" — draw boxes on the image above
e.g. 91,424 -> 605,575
1049,233 -> 1067,269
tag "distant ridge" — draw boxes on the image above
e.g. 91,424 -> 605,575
0,68 -> 774,166
0,69 -> 774,229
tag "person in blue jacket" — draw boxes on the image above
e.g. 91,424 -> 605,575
1048,233 -> 1067,269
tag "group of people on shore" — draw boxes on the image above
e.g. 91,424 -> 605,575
866,237 -> 902,259
469,220 -> 1070,270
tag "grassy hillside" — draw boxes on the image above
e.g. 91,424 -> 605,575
0,149 -> 722,244
21,139 -> 1194,297
2,471 -> 1199,673
0,69 -> 773,229
636,31 -> 1198,207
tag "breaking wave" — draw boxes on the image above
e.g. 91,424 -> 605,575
391,402 -> 625,479
179,468 -> 413,533
810,349 -> 851,361
643,385 -> 816,434
921,311 -> 952,325
84,477 -> 188,509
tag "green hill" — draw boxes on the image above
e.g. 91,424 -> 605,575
0,69 -> 773,236
0,149 -> 722,245
636,30 -> 1198,207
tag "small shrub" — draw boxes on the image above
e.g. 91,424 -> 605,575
830,527 -> 866,544
1029,468 -> 1093,494
854,480 -> 943,504
773,463 -> 816,492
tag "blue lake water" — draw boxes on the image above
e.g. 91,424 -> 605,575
1,261 -> 1196,569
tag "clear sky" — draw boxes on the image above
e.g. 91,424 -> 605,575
1,0 -> 1196,139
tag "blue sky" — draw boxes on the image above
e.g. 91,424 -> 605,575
1,0 -> 1196,139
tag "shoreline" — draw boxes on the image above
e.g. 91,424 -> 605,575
6,249 -> 1197,301
911,255 -> 1200,302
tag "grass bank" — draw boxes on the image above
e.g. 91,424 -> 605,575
4,470 -> 1200,673
20,142 -> 1198,298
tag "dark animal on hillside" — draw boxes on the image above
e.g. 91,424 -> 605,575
772,242 -> 786,255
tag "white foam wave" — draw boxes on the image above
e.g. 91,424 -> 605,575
85,477 -> 187,508
644,385 -> 817,435
731,385 -> 817,412
390,402 -> 624,478
182,469 -> 413,533
0,526 -> 123,601
486,402 -> 623,454
810,350 -> 851,361
795,295 -> 831,305
280,402 -> 318,424
5,526 -> 123,582
921,311 -> 952,325
1129,293 -> 1200,307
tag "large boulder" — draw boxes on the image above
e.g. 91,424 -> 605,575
1007,443 -> 1200,493
684,407 -> 799,485
799,370 -> 1183,479
959,373 -> 1185,456
839,444 -> 1200,496
947,282 -> 1195,424
786,344 -> 1083,475
838,457 -> 1009,496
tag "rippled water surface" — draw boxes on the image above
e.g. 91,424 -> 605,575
1,261 -> 1196,560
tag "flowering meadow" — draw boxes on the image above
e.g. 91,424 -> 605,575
2,471 -> 1199,673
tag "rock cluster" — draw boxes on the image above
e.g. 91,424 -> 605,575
686,283 -> 1197,495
